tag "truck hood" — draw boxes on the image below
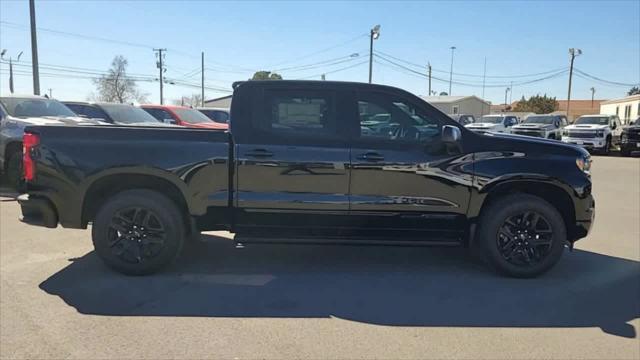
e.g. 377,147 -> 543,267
483,132 -> 589,157
8,115 -> 109,126
466,123 -> 499,129
512,123 -> 554,130
564,124 -> 608,130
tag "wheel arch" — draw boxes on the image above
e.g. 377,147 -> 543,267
80,170 -> 195,228
468,178 -> 576,246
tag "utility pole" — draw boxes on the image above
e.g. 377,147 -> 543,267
427,62 -> 432,96
368,25 -> 380,84
566,48 -> 582,122
482,57 -> 487,115
201,51 -> 205,107
590,87 -> 596,109
504,87 -> 511,108
321,74 -> 326,81
154,48 -> 167,104
448,46 -> 456,95
509,81 -> 513,104
29,0 -> 40,95
2,50 -> 23,94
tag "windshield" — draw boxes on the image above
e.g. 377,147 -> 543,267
524,116 -> 554,124
575,116 -> 609,125
0,97 -> 76,118
480,116 -> 504,124
199,109 -> 230,124
173,108 -> 213,124
99,104 -> 160,124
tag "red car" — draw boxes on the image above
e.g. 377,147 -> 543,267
140,105 -> 228,130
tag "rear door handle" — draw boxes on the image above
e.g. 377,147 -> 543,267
245,148 -> 274,158
357,152 -> 384,161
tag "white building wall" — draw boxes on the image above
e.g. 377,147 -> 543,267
600,97 -> 640,124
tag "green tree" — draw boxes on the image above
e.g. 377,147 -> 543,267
513,94 -> 558,114
628,86 -> 640,96
250,71 -> 283,80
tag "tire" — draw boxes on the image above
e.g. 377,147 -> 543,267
477,193 -> 566,278
6,150 -> 24,191
91,189 -> 186,275
620,147 -> 631,157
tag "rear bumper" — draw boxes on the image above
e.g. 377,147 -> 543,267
17,194 -> 58,228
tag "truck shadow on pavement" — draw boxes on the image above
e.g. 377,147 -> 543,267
40,234 -> 639,339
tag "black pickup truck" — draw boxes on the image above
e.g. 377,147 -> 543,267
18,80 -> 595,277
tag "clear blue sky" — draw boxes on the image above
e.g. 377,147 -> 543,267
1,0 -> 638,105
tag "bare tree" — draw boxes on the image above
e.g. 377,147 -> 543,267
172,94 -> 202,107
92,55 -> 147,103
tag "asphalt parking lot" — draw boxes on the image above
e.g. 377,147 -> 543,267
0,155 -> 638,360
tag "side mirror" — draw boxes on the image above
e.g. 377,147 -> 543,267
442,125 -> 461,143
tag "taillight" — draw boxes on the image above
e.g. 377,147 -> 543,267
23,132 -> 40,182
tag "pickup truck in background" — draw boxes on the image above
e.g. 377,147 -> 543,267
511,114 -> 567,139
465,114 -> 519,134
562,114 -> 623,155
18,81 -> 595,278
63,102 -> 175,127
0,95 -> 106,189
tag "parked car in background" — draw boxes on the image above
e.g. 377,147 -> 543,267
197,107 -> 230,125
141,105 -> 227,130
562,114 -> 622,154
448,114 -> 475,125
63,102 -> 174,126
18,80 -> 594,278
465,114 -> 518,134
620,117 -> 640,156
0,95 -> 106,189
511,114 -> 567,139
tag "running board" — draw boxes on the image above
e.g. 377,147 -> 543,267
233,236 -> 462,247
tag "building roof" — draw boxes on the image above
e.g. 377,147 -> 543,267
600,94 -> 640,105
420,95 -> 491,105
204,95 -> 233,103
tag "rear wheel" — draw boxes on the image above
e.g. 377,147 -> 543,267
478,194 -> 566,278
92,189 -> 185,275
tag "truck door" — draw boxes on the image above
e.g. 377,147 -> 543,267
349,90 -> 472,242
235,86 -> 351,230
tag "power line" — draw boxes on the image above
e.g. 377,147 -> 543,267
267,33 -> 368,68
574,68 -> 639,87
295,59 -> 369,80
375,49 -> 569,79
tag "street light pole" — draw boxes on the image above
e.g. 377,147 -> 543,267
590,87 -> 596,109
427,62 -> 432,96
368,25 -> 380,84
504,87 -> 511,108
1,50 -> 23,93
566,48 -> 582,121
448,46 -> 456,95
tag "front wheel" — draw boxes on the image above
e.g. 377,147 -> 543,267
92,189 -> 186,275
477,194 -> 566,278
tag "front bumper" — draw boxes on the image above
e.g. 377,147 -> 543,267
620,137 -> 640,152
562,137 -> 607,149
17,194 -> 58,228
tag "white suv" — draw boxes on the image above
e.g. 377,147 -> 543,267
562,114 -> 622,154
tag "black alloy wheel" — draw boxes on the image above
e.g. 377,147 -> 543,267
496,211 -> 554,267
108,207 -> 167,264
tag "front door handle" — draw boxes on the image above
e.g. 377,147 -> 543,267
357,152 -> 384,161
245,148 -> 274,158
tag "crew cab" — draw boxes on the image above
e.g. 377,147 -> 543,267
465,114 -> 518,134
0,95 -> 105,189
18,81 -> 595,278
511,114 -> 567,139
562,114 -> 623,154
141,104 -> 228,130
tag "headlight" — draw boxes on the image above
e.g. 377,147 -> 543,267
576,156 -> 591,174
596,130 -> 605,137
